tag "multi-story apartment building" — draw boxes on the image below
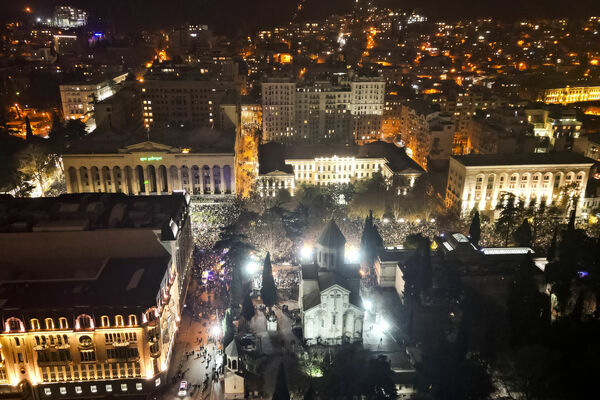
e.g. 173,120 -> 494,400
63,128 -> 235,197
0,193 -> 192,399
525,106 -> 582,152
261,74 -> 385,144
141,64 -> 241,130
59,73 -> 128,120
52,6 -> 88,28
94,85 -> 143,132
439,90 -> 500,155
261,78 -> 296,141
445,152 -> 595,216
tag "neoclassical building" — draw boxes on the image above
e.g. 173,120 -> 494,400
0,194 -> 192,399
299,220 -> 365,345
258,141 -> 424,197
63,129 -> 236,196
445,152 -> 595,215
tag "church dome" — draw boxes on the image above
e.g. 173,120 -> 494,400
317,219 -> 346,249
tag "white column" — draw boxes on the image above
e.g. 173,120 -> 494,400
166,168 -> 173,193
156,165 -> 163,193
76,168 -> 84,193
99,168 -> 106,192
178,167 -> 184,192
209,167 -> 215,194
122,166 -> 130,195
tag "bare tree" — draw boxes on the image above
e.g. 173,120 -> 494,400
18,143 -> 57,196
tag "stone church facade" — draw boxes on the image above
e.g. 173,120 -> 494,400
299,220 -> 365,345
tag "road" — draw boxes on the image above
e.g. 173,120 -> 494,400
157,282 -> 225,400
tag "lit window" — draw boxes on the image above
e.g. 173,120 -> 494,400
75,386 -> 82,394
59,387 -> 67,395
90,385 -> 97,393
106,385 -> 112,392
44,388 -> 52,396
121,384 -> 128,392
155,378 -> 161,387
128,315 -> 138,326
136,383 -> 143,391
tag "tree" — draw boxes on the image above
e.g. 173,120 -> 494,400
17,143 -> 57,196
495,192 -> 523,246
222,308 -> 235,347
24,116 -> 33,141
272,363 -> 290,400
507,253 -> 548,346
468,211 -> 481,246
230,263 -> 244,307
513,218 -> 533,247
261,252 -> 277,309
547,228 -> 557,261
48,112 -> 66,148
241,291 -> 255,322
419,238 -> 433,294
64,119 -> 87,144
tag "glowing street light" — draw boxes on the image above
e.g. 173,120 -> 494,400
245,261 -> 259,274
345,247 -> 360,263
374,319 -> 389,335
210,325 -> 221,336
363,299 -> 373,311
300,244 -> 313,261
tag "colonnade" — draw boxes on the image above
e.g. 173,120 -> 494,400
66,164 -> 234,196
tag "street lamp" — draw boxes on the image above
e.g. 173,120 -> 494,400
245,261 -> 259,274
210,325 -> 221,337
363,299 -> 373,311
300,244 -> 313,261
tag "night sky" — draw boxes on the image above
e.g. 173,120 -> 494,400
2,0 -> 600,34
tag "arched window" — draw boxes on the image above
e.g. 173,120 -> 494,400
128,315 -> 138,326
30,319 -> 40,330
100,316 -> 109,327
143,307 -> 158,324
75,315 -> 94,330
5,317 -> 24,333
44,318 -> 55,330
115,315 -> 124,327
58,317 -> 68,329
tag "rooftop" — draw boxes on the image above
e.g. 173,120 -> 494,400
0,194 -> 188,314
66,127 -> 235,155
452,151 -> 595,167
259,141 -> 425,175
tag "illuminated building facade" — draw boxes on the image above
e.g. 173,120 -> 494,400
257,141 -> 424,196
63,132 -> 235,197
445,153 -> 594,216
538,86 -> 600,104
59,73 -> 128,120
261,75 -> 385,143
299,220 -> 365,346
52,6 -> 88,28
0,194 -> 192,399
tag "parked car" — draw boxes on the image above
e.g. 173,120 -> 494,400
178,381 -> 188,397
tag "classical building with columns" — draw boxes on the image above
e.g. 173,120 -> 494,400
257,141 -> 424,197
445,152 -> 596,216
63,128 -> 236,197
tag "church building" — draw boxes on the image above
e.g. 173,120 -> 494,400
299,220 -> 365,345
